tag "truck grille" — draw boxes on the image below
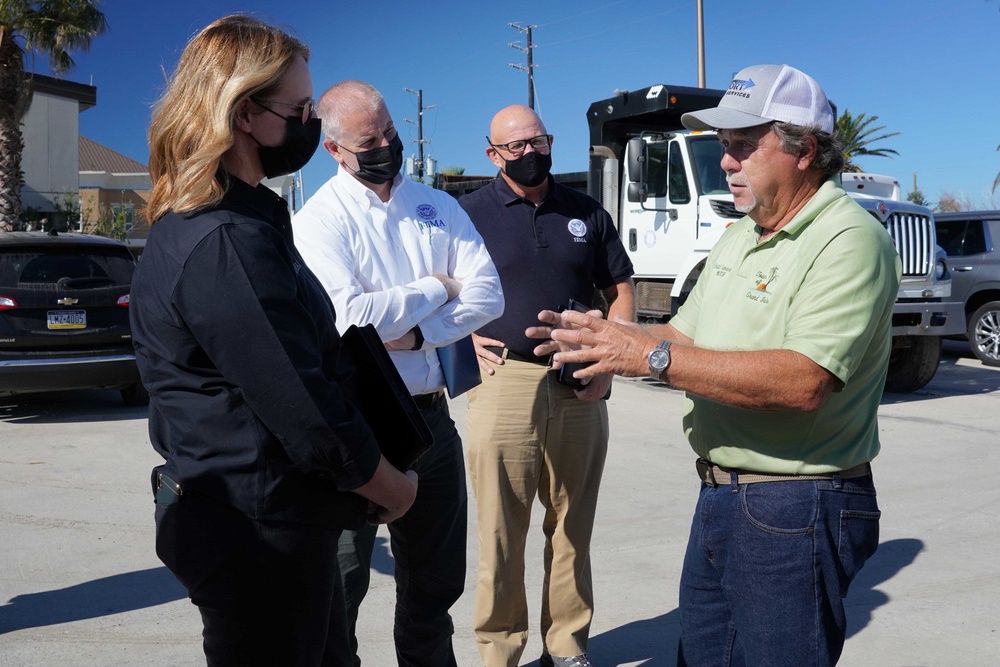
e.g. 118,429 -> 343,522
882,211 -> 933,277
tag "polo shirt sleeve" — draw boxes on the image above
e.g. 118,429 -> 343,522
591,206 -> 634,290
172,222 -> 381,492
782,223 -> 900,385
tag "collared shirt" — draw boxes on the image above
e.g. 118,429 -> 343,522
670,179 -> 902,473
293,170 -> 504,396
131,176 -> 381,528
459,174 -> 634,358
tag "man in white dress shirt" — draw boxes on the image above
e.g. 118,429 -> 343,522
293,80 -> 504,667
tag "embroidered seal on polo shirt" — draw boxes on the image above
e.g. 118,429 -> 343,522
568,219 -> 587,243
416,204 -> 437,220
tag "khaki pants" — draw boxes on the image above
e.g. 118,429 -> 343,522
466,359 -> 609,666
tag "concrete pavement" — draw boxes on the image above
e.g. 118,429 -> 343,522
1,341 -> 998,666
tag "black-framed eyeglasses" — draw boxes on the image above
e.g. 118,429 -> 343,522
487,134 -> 552,156
252,97 -> 315,125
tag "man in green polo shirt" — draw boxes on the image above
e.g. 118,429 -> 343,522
526,64 -> 901,666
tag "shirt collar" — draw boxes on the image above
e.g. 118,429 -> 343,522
492,171 -> 559,207
754,179 -> 844,242
219,174 -> 292,238
334,167 -> 407,207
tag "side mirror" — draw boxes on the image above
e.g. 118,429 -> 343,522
626,137 -> 648,203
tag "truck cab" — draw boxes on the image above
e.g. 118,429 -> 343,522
587,84 -> 964,392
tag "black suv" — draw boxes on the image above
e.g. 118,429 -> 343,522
935,211 -> 1000,367
0,231 -> 148,404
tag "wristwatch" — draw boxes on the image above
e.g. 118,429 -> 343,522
648,340 -> 672,380
409,325 -> 424,351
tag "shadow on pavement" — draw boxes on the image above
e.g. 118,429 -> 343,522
0,566 -> 186,634
524,538 -> 922,666
845,537 -> 923,639
0,389 -> 147,425
586,609 -> 679,666
881,341 -> 1000,404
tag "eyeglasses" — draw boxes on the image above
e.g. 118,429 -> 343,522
487,134 -> 552,156
252,97 -> 315,125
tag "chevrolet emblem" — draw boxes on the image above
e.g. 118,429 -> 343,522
57,297 -> 79,305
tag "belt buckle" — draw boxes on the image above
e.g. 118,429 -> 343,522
695,458 -> 719,487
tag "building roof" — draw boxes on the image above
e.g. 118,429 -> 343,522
79,136 -> 148,175
28,73 -> 97,111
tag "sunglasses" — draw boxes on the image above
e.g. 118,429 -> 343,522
252,97 -> 316,125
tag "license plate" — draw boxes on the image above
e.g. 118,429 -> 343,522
47,310 -> 87,330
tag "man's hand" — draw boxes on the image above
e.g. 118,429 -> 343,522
525,307 -> 603,370
526,309 -> 657,380
385,329 -> 417,351
433,275 -> 463,302
471,333 -> 505,375
574,372 -> 613,402
354,457 -> 419,525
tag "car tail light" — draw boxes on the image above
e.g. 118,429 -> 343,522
116,293 -> 130,307
0,295 -> 17,310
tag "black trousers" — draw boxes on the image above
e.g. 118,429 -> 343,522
338,398 -> 467,667
154,491 -> 353,667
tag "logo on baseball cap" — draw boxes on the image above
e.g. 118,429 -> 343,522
681,64 -> 834,134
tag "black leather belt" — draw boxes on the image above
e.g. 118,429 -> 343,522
483,345 -> 550,366
696,458 -> 871,487
413,390 -> 445,409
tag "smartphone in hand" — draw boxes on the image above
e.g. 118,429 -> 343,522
556,299 -> 594,390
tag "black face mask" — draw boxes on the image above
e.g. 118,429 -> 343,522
343,134 -> 404,185
503,150 -> 552,188
253,115 -> 322,179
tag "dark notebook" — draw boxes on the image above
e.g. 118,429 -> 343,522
341,324 -> 434,470
436,335 -> 482,399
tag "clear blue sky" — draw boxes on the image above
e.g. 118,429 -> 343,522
33,0 -> 1000,207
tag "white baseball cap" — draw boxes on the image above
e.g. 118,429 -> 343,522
681,64 -> 834,134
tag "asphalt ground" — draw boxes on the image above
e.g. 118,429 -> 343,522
1,340 -> 998,666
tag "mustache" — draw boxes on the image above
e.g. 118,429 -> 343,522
727,174 -> 748,187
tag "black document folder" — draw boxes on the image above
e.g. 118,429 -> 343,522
436,335 -> 482,399
341,324 -> 434,470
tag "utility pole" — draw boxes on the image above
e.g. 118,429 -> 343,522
697,0 -> 706,87
508,23 -> 536,109
404,88 -> 435,180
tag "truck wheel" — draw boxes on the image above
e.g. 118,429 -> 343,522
884,336 -> 940,393
120,382 -> 150,406
968,301 -> 1000,367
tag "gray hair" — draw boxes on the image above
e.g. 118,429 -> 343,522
316,80 -> 384,143
772,122 -> 845,180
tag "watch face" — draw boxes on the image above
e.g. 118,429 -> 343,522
650,349 -> 670,369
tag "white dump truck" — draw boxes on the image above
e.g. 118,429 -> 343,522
586,83 -> 964,392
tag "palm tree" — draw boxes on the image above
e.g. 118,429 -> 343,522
1,1 -> 108,232
835,109 -> 900,173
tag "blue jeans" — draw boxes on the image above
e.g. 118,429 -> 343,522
677,470 -> 880,667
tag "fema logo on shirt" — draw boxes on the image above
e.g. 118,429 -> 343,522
568,219 -> 588,243
416,203 -> 445,230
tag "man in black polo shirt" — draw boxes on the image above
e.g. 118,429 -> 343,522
458,104 -> 635,667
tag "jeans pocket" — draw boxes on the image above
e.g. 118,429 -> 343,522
741,482 -> 817,535
838,508 -> 881,595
